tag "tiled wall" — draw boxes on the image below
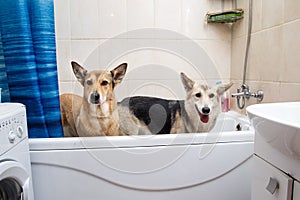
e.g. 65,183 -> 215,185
231,0 -> 300,113
55,0 -> 300,111
54,0 -> 233,101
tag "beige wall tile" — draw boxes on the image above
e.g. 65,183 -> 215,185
196,40 -> 231,80
281,20 -> 300,83
251,0 -> 262,33
231,36 -> 246,81
262,0 -> 284,29
54,0 -> 70,39
98,0 -> 127,38
250,81 -> 280,103
284,0 -> 300,22
154,0 -> 182,32
247,27 -> 283,82
70,0 -> 100,39
56,40 -> 71,81
127,0 -> 154,30
232,20 -> 246,40
232,0 -> 262,38
279,83 -> 300,102
70,40 -> 101,70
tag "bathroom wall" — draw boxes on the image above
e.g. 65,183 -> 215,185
54,0 -> 233,101
55,0 -> 300,111
231,0 -> 300,112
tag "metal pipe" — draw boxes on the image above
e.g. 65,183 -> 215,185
232,0 -> 264,109
234,0 -> 253,110
242,0 -> 252,85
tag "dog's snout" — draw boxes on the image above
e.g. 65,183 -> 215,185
90,92 -> 100,104
202,107 -> 210,114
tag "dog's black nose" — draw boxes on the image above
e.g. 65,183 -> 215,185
90,92 -> 100,104
202,107 -> 210,114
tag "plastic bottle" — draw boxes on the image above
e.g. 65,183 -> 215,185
221,91 -> 229,112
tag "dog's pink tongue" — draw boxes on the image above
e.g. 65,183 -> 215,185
200,114 -> 209,123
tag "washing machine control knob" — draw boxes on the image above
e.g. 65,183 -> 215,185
17,126 -> 24,138
8,131 -> 16,143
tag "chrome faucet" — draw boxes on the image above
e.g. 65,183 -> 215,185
231,84 -> 264,109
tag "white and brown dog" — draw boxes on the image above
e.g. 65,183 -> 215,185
60,61 -> 127,137
118,72 -> 232,135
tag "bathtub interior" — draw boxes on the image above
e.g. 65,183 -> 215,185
210,111 -> 251,132
29,111 -> 254,200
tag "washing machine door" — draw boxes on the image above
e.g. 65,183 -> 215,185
0,161 -> 31,200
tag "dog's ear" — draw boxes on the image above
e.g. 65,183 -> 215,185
180,72 -> 195,92
71,61 -> 87,86
110,63 -> 127,87
217,82 -> 233,96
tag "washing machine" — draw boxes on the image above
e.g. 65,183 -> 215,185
0,103 -> 34,200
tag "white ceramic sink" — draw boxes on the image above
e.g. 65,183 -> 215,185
247,102 -> 300,130
247,102 -> 300,181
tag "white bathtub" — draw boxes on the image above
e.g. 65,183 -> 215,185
29,111 -> 254,200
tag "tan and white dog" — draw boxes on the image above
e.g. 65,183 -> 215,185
118,72 -> 232,135
60,61 -> 127,137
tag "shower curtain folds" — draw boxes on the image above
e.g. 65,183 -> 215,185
0,0 -> 63,138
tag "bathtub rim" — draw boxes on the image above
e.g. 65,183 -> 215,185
29,130 -> 254,151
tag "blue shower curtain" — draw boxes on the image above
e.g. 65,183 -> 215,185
0,0 -> 63,138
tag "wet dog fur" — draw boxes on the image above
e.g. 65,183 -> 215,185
60,61 -> 127,137
118,72 -> 232,135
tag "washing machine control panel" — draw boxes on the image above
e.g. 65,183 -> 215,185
0,103 -> 27,155
2,114 -> 26,143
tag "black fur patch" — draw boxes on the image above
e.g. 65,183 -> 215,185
120,96 -> 184,134
110,71 -> 115,88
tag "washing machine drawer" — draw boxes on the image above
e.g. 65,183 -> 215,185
252,156 -> 293,200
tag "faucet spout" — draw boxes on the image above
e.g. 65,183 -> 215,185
231,84 -> 264,110
231,92 -> 245,98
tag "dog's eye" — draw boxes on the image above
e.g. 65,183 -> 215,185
209,93 -> 215,98
101,80 -> 109,86
195,92 -> 201,98
86,80 -> 93,85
